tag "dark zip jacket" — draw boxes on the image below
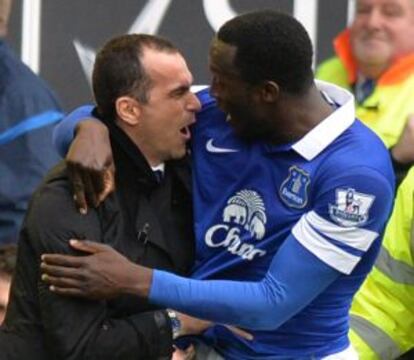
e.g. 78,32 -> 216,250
0,117 -> 195,359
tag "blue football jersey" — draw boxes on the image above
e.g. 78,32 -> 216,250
150,81 -> 394,359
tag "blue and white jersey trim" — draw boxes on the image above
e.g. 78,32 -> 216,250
292,211 -> 379,274
306,211 -> 378,250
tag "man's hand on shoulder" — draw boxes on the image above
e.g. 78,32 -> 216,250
68,119 -> 115,214
40,240 -> 151,300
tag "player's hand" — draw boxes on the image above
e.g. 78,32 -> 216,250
176,312 -> 212,337
40,240 -> 150,300
67,119 -> 115,214
177,312 -> 253,340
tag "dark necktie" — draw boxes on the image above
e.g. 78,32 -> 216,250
153,170 -> 163,183
355,78 -> 375,104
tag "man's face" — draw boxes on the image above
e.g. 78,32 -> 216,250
208,39 -> 264,141
350,0 -> 414,71
136,49 -> 201,165
0,274 -> 11,324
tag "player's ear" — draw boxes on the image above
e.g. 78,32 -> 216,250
260,81 -> 280,103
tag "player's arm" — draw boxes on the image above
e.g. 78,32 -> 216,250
53,105 -> 114,212
52,90 -> 211,212
41,224 -> 342,331
41,167 -> 394,330
52,105 -> 94,157
146,168 -> 394,330
52,90 -> 213,161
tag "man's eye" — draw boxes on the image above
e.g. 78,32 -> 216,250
171,88 -> 188,98
382,6 -> 403,17
356,5 -> 371,15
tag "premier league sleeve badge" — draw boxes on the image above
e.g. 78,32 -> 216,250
329,188 -> 375,227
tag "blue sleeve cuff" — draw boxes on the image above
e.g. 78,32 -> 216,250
149,269 -> 175,304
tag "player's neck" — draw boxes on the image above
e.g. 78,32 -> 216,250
273,86 -> 334,143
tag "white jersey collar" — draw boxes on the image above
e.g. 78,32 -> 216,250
292,80 -> 355,161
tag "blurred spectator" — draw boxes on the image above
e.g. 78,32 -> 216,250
349,166 -> 414,359
0,0 -> 63,245
317,2 -> 414,358
317,0 -> 414,183
0,244 -> 16,324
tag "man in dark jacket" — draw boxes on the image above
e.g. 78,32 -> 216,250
0,34 -> 200,359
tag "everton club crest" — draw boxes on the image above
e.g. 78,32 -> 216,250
279,166 -> 310,208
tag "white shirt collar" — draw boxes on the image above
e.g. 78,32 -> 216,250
151,163 -> 165,174
292,80 -> 355,161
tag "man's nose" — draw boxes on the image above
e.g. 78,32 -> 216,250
365,8 -> 383,29
187,92 -> 201,112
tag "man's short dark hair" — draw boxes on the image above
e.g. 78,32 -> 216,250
92,34 -> 178,119
217,10 -> 314,94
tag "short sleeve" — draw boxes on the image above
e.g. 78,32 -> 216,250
292,167 -> 394,274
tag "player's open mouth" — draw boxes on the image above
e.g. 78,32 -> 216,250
180,126 -> 191,140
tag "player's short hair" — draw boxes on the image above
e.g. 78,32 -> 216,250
217,10 -> 314,94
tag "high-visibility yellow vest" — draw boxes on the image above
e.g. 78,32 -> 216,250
349,167 -> 414,359
316,30 -> 414,149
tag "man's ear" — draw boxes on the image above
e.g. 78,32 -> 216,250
260,81 -> 280,103
115,96 -> 141,126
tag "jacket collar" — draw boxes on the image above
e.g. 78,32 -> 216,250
95,109 -> 191,191
95,109 -> 159,186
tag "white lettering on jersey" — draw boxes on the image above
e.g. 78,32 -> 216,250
204,190 -> 267,261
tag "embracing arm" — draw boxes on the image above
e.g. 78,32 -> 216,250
52,105 -> 94,157
52,105 -> 114,212
50,90 -> 214,212
41,164 -> 394,333
42,229 -> 340,331
149,168 -> 394,329
151,233 -> 339,330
